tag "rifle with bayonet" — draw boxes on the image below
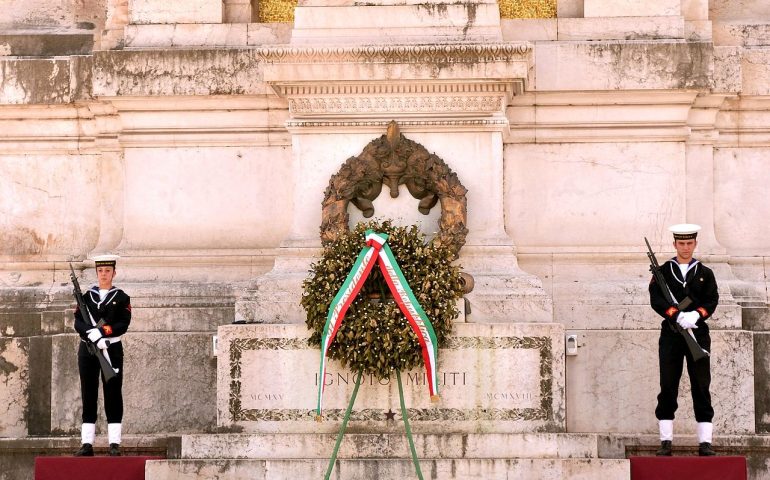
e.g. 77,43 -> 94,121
645,238 -> 709,362
69,263 -> 118,382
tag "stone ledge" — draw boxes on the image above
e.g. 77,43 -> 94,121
145,458 -> 630,480
557,16 -> 685,41
180,432 -> 601,459
0,435 -> 180,457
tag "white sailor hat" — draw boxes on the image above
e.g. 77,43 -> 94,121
669,224 -> 701,240
92,254 -> 120,268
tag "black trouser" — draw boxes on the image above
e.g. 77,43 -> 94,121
655,323 -> 713,422
78,341 -> 124,424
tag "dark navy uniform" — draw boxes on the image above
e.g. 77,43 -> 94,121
649,257 -> 718,422
74,286 -> 132,426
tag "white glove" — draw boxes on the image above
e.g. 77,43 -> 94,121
86,328 -> 102,342
96,338 -> 110,350
676,311 -> 699,329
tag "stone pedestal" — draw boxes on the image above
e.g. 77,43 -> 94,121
217,323 -> 565,434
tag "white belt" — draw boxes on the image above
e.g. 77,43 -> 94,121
82,336 -> 121,344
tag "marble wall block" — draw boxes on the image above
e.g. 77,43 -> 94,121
714,147 -> 770,256
217,323 -> 566,434
534,41 -> 712,91
556,17 -> 685,41
738,48 -> 770,96
1,0 -> 75,27
129,0 -> 223,24
0,154 -> 101,259
0,59 -> 74,104
557,0 -> 583,18
92,49 -> 267,97
50,332 -> 218,434
584,0 -> 681,17
501,19 -> 557,42
714,22 -> 770,47
120,146 -> 292,251
124,24 -> 248,48
566,330 -> 755,435
504,142 -> 685,250
0,338 -> 28,437
756,333 -> 770,433
680,0 -> 708,20
710,0 -> 770,21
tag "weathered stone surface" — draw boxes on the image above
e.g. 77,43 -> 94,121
566,330 -> 755,435
714,22 -> 770,46
534,41 -> 713,91
685,20 -> 713,41
710,0 -> 770,21
505,142 -> 685,249
557,17 -> 685,41
0,33 -> 92,56
217,323 -> 565,434
1,0 -> 76,27
92,49 -> 266,97
557,0 -> 583,18
124,24 -> 248,48
713,46 -> 742,93
755,333 -> 770,433
50,332 -> 217,435
739,47 -> 770,96
290,2 -> 503,45
715,147 -> 770,254
0,312 -> 41,338
129,0 -> 223,24
146,458 -> 630,480
681,0 -> 708,20
501,19 -> 557,42
246,23 -> 293,45
181,432 -> 600,459
0,338 -> 27,437
0,59 -> 72,104
119,146 -> 291,251
584,0 -> 681,17
0,154 -> 101,257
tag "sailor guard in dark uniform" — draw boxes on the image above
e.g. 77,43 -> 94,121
73,254 -> 131,456
649,224 -> 718,456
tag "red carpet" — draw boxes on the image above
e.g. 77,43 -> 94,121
35,456 -> 163,480
630,456 -> 747,480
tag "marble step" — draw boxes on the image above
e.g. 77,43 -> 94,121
180,433 -> 600,460
146,457 -> 630,480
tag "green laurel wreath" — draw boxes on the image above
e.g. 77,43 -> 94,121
302,220 -> 463,378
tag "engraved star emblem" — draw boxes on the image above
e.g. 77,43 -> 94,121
384,409 -> 396,421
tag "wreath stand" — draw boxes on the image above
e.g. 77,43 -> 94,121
324,371 -> 424,480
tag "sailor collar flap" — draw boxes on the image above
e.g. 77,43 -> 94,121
667,258 -> 700,286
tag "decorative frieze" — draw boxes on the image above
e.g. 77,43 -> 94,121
288,95 -> 505,116
256,43 -> 531,65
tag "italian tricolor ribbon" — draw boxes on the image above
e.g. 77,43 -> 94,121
316,230 -> 440,419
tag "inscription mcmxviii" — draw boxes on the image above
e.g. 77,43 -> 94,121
229,336 -> 553,423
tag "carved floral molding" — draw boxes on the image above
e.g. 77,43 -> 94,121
256,43 -> 531,65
